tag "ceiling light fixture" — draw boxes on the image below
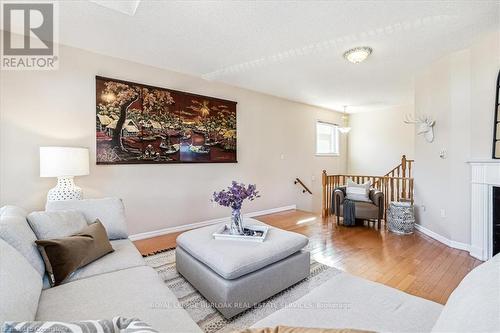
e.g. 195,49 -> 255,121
338,106 -> 351,134
343,46 -> 373,64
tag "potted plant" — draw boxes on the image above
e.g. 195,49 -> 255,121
212,181 -> 260,235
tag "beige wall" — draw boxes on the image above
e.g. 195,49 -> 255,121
0,44 -> 347,235
347,105 -> 415,175
414,31 -> 499,244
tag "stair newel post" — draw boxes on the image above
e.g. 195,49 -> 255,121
401,155 -> 407,200
322,170 -> 327,217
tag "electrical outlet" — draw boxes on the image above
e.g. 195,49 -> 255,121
311,175 -> 316,181
421,205 -> 426,212
440,209 -> 446,218
280,154 -> 285,160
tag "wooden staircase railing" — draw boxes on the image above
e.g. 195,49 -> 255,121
294,178 -> 313,194
374,155 -> 414,199
322,155 -> 414,218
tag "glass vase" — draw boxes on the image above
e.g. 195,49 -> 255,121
230,208 -> 244,235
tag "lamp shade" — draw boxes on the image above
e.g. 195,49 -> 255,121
40,147 -> 89,177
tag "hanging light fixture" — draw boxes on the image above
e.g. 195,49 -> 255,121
338,105 -> 351,134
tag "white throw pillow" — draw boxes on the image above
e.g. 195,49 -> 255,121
27,210 -> 88,240
346,179 -> 371,202
46,198 -> 129,240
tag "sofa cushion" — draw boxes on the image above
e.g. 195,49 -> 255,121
36,266 -> 202,333
57,239 -> 145,286
177,219 -> 308,280
0,239 -> 42,323
27,210 -> 88,240
0,205 -> 45,277
252,272 -> 443,333
46,198 -> 128,239
36,221 -> 114,286
431,253 -> 500,332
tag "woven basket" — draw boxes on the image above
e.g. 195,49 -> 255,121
387,201 -> 415,234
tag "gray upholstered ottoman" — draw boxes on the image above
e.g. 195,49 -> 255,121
176,218 -> 310,318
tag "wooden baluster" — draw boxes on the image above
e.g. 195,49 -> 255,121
384,177 -> 388,220
410,178 -> 414,204
401,155 -> 407,200
322,170 -> 327,217
396,168 -> 400,201
327,176 -> 331,216
390,177 -> 394,201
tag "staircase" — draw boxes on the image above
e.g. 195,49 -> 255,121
321,155 -> 414,218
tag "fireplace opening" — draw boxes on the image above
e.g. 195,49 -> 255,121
492,187 -> 500,256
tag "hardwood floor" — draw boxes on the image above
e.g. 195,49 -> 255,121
133,209 -> 482,305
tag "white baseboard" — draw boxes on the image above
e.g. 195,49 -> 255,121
128,205 -> 296,241
414,224 -> 470,252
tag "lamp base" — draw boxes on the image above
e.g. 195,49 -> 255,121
47,177 -> 83,201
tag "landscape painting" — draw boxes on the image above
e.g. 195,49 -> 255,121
96,76 -> 237,164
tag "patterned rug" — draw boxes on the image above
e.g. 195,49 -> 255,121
144,249 -> 341,333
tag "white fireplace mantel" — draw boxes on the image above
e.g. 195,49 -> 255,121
468,160 -> 500,260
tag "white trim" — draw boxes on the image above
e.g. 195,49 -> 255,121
414,224 -> 471,252
128,205 -> 297,241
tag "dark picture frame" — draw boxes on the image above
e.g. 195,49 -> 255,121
493,70 -> 500,159
95,76 -> 237,164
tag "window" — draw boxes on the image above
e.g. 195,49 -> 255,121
316,121 -> 339,155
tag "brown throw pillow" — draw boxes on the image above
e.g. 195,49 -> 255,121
36,220 -> 114,286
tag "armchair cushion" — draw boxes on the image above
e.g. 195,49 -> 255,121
333,186 -> 384,220
337,202 -> 379,220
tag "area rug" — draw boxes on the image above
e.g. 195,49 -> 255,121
144,249 -> 341,333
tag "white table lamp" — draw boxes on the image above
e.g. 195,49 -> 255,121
40,147 -> 90,201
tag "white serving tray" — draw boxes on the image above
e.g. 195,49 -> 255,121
213,224 -> 269,242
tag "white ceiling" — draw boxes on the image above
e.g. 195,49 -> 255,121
55,0 -> 499,112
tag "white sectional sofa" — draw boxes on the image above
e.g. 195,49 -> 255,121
0,202 -> 202,333
1,199 -> 499,333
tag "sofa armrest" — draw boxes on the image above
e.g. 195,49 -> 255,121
369,189 -> 384,208
334,188 -> 345,203
333,188 -> 345,215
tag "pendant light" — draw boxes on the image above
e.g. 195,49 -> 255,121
338,105 -> 351,134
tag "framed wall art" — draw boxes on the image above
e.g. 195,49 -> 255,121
96,76 -> 237,164
493,70 -> 500,158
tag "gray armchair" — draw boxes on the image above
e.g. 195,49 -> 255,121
333,186 -> 384,228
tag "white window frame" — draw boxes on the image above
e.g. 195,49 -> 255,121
315,120 -> 340,156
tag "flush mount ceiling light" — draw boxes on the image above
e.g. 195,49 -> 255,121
343,46 -> 373,64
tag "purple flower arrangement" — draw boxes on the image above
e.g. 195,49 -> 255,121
212,181 -> 260,210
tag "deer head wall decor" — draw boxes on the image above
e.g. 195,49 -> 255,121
404,114 -> 435,143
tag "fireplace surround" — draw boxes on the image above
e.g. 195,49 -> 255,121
469,160 -> 500,260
